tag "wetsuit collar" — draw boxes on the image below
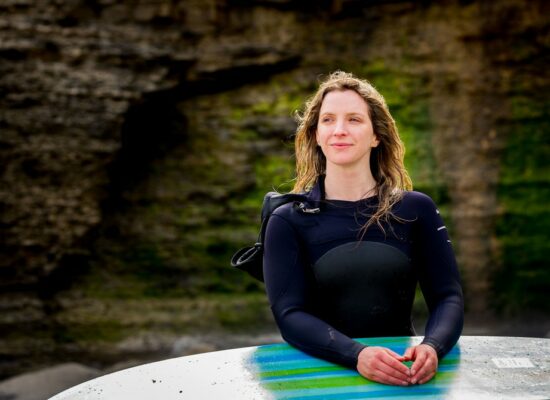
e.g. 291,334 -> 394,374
308,175 -> 325,203
295,175 -> 324,214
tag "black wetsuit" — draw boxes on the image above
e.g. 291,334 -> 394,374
263,178 -> 464,369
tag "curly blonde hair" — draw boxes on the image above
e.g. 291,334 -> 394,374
293,71 -> 413,233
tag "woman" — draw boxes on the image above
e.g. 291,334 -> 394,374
263,71 -> 464,386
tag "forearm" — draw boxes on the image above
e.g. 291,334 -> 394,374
422,294 -> 464,358
273,305 -> 366,369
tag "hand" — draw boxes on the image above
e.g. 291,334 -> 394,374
403,344 -> 438,384
356,346 -> 411,386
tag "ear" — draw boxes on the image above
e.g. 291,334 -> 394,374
371,135 -> 380,148
315,130 -> 320,146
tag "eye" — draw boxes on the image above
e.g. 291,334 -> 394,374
349,117 -> 361,122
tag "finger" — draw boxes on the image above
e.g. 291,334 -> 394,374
410,352 -> 428,383
416,359 -> 437,385
412,362 -> 432,384
385,348 -> 406,361
411,354 -> 437,384
382,349 -> 411,372
418,370 -> 436,384
380,352 -> 411,379
377,358 -> 411,382
369,369 -> 410,386
403,346 -> 415,361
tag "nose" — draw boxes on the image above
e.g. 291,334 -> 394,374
333,120 -> 348,136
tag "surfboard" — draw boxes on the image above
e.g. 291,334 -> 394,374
49,336 -> 550,399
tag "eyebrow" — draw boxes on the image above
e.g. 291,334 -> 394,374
319,112 -> 366,117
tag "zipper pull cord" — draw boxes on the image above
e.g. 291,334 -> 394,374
298,202 -> 320,214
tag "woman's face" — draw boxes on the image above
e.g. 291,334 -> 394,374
316,90 -> 379,170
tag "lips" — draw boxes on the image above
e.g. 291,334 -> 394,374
330,143 -> 353,148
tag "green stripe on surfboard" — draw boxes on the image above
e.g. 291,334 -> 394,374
263,375 -> 376,391
259,365 -> 345,379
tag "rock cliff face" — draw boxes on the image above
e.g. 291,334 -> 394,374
1,0 -> 549,377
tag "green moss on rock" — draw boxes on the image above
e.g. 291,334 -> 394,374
359,61 -> 451,218
494,97 -> 550,312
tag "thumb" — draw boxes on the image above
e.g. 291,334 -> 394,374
403,346 -> 416,361
385,348 -> 406,361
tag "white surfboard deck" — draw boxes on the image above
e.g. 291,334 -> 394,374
49,336 -> 550,399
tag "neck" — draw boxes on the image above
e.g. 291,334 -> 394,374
324,166 -> 377,201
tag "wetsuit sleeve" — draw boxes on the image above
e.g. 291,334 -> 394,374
412,193 -> 464,358
263,213 -> 366,369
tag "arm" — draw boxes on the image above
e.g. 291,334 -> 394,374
263,213 -> 365,368
264,213 -> 411,385
406,193 -> 464,383
413,194 -> 464,357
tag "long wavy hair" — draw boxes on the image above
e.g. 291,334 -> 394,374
292,71 -> 413,233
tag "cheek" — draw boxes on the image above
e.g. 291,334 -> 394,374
316,129 -> 325,145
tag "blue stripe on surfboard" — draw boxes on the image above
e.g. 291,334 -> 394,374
255,347 -> 409,363
260,371 -> 456,391
254,351 -> 332,363
264,383 -> 451,400
253,339 -> 416,364
260,364 -> 456,383
252,358 -> 339,372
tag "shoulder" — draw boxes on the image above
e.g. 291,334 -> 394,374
401,190 -> 437,207
269,197 -> 321,234
268,189 -> 317,221
272,201 -> 293,216
271,201 -> 302,222
398,191 -> 439,218
265,202 -> 305,241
